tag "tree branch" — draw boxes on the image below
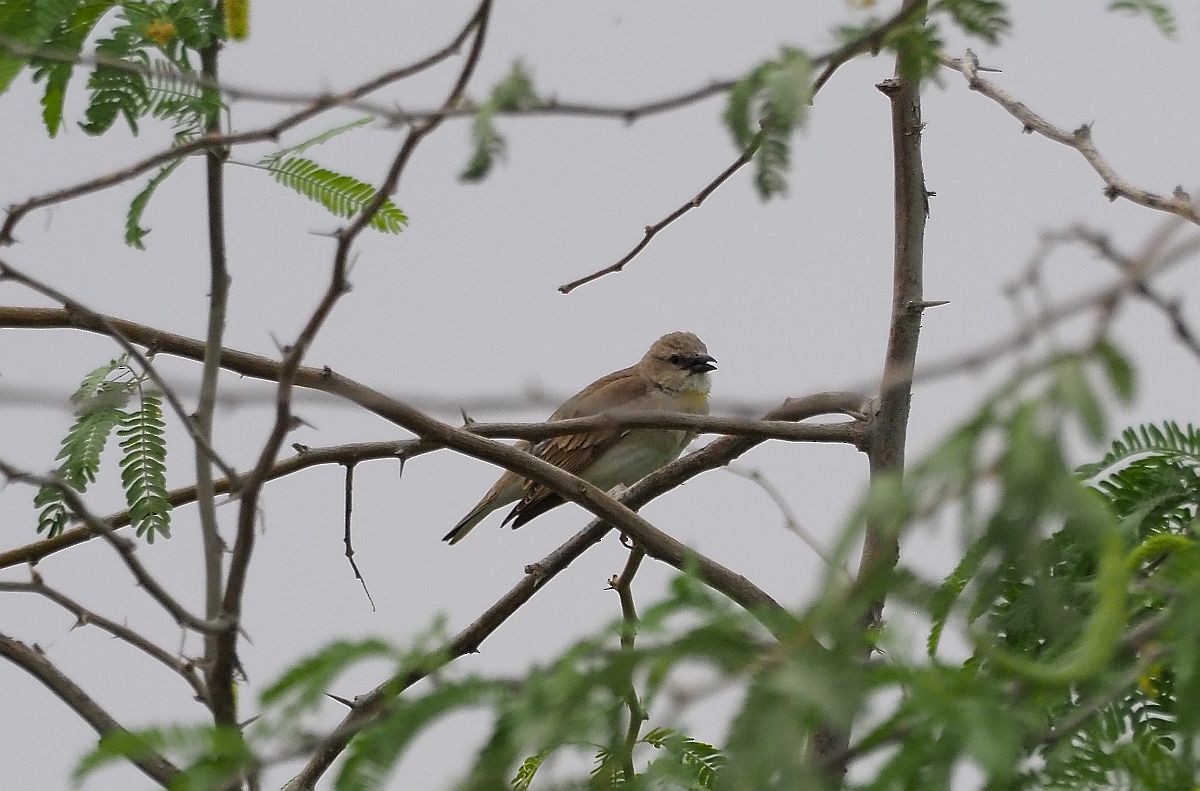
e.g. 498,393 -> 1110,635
0,631 -> 182,787
812,13 -> 931,773
282,389 -> 866,789
197,27 -> 235,729
557,1 -> 924,293
0,575 -> 208,705
610,547 -> 648,781
0,459 -> 226,634
940,52 -> 1200,226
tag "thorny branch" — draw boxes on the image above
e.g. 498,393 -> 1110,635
0,632 -> 182,787
941,52 -> 1200,226
559,1 -> 926,294
283,390 -> 866,789
0,459 -> 226,635
0,407 -> 861,571
610,547 -> 648,781
0,575 -> 208,705
212,0 -> 496,734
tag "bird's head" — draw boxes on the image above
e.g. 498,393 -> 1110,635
642,331 -> 716,393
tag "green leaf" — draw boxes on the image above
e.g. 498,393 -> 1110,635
722,48 -> 812,200
336,677 -> 500,791
0,0 -> 81,94
458,61 -> 538,182
260,638 -> 394,714
259,115 -> 374,165
934,0 -> 1012,45
459,107 -> 504,182
80,60 -> 149,135
1095,340 -> 1136,404
117,392 -> 170,541
29,1 -> 116,136
491,60 -> 537,112
1077,421 -> 1200,480
510,750 -> 548,790
73,724 -> 250,787
262,156 -> 408,234
1108,0 -> 1177,37
125,154 -> 186,248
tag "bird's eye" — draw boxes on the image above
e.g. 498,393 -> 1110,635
668,353 -> 682,365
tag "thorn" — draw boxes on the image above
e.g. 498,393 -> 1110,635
460,406 -> 475,426
287,415 -> 316,432
292,443 -> 310,454
325,693 -> 355,709
908,299 -> 950,312
397,455 -> 406,481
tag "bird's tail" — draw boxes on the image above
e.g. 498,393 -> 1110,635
442,500 -> 495,545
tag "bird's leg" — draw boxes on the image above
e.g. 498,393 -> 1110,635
605,484 -> 637,548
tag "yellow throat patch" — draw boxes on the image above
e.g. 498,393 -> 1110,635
678,389 -> 710,412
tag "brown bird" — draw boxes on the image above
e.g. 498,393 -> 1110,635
443,332 -> 717,544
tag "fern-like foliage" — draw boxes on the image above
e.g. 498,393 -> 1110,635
1077,421 -> 1200,479
509,750 -> 548,790
33,356 -> 172,542
261,156 -> 408,234
74,724 -> 250,789
723,47 -> 812,200
118,391 -> 170,540
0,0 -> 81,93
1108,0 -> 1178,37
124,153 -> 185,248
641,727 -> 725,789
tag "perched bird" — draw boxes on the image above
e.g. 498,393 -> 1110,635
443,332 -> 717,544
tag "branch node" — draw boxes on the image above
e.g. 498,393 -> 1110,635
875,78 -> 901,96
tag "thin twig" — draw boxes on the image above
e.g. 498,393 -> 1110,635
342,462 -> 376,610
0,576 -> 208,705
609,547 -> 648,781
0,632 -> 182,787
557,131 -> 764,293
558,1 -> 925,294
940,52 -> 1200,226
724,464 -> 851,581
0,459 -> 226,635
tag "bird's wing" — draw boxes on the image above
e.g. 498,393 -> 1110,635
503,366 -> 651,528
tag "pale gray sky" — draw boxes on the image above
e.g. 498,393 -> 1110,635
2,2 -> 1199,788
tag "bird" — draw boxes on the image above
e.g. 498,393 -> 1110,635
443,332 -> 717,544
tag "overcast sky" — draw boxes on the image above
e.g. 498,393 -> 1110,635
2,2 -> 1199,788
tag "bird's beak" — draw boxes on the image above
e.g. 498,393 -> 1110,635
686,354 -> 717,373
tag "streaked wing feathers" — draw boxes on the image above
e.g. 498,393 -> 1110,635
502,366 -> 651,528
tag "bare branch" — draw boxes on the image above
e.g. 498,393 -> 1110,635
0,631 -> 182,786
724,464 -> 850,581
0,406 -> 861,570
196,32 -> 235,729
0,459 -> 226,634
610,547 -> 648,781
558,1 -> 925,293
940,53 -> 1200,226
814,15 -> 931,773
557,131 -> 763,293
342,462 -> 375,609
0,576 -> 208,705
